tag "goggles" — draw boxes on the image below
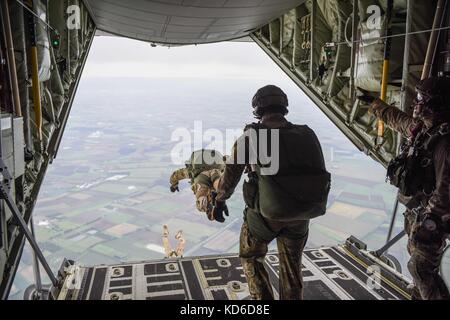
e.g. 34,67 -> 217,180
413,92 -> 429,106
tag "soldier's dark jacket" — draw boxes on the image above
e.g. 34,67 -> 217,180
216,113 -> 291,202
372,99 -> 450,219
372,98 -> 450,300
216,113 -> 316,300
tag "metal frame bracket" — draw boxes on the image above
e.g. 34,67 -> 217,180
0,158 -> 58,292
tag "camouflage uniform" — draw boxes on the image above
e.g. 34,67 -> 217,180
372,99 -> 450,300
216,113 -> 311,300
170,168 -> 222,214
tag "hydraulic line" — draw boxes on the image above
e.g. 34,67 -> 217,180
1,0 -> 22,117
422,0 -> 447,79
27,0 -> 43,141
327,26 -> 450,47
348,0 -> 359,102
377,0 -> 394,145
14,0 -> 56,33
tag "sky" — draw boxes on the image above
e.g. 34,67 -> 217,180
81,36 -> 349,160
84,36 -> 283,80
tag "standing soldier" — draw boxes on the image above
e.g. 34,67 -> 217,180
170,149 -> 228,222
357,77 -> 450,300
213,85 -> 331,300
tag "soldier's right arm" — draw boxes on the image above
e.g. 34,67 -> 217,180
371,99 -> 422,137
170,168 -> 189,187
193,183 -> 211,213
216,137 -> 246,202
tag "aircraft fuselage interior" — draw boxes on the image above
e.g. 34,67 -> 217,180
0,0 -> 449,301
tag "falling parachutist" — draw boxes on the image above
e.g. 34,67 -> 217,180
162,225 -> 185,258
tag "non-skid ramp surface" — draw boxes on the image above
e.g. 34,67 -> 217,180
57,246 -> 410,300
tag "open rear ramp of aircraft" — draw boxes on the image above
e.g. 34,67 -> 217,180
55,239 -> 410,300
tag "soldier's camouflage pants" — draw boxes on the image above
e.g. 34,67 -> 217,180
239,208 -> 309,300
404,210 -> 450,300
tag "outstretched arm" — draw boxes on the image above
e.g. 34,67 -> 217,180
193,183 -> 212,213
169,168 -> 189,189
216,164 -> 245,202
371,99 -> 422,138
216,139 -> 246,202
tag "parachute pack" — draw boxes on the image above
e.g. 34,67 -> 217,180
243,123 -> 331,221
387,122 -> 450,206
185,149 -> 225,185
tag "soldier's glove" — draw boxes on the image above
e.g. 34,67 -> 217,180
210,201 -> 229,223
356,87 -> 377,104
170,185 -> 179,193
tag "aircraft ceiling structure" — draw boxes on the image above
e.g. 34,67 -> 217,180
83,0 -> 306,45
